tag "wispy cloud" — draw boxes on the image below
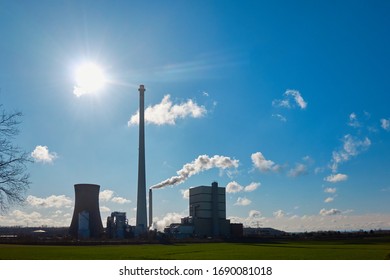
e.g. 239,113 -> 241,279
151,155 -> 239,189
324,173 -> 348,183
288,163 -> 308,177
27,195 -> 72,208
330,134 -> 371,172
128,95 -> 206,126
348,112 -> 361,128
251,152 -> 281,173
272,89 -> 307,110
324,187 -> 337,194
31,145 -> 58,163
272,113 -> 287,122
380,118 -> 390,131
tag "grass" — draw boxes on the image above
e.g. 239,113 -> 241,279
1,238 -> 390,260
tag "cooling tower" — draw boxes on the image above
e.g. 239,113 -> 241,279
69,183 -> 104,239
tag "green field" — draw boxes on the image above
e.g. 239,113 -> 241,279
1,239 -> 390,260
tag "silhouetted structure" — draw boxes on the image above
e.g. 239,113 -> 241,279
189,182 -> 230,237
106,211 -> 129,239
136,85 -> 147,231
164,182 -> 238,238
149,188 -> 153,228
69,184 -> 103,239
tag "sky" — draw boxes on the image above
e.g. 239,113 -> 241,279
0,0 -> 389,232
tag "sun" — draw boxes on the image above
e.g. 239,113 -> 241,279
73,62 -> 106,97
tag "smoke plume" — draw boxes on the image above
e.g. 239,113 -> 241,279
150,154 -> 239,189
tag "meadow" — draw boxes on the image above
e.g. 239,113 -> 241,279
1,238 -> 390,260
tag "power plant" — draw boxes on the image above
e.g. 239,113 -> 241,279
69,184 -> 104,239
67,85 -> 242,240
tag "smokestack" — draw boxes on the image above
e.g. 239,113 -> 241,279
136,85 -> 147,230
69,184 -> 104,239
149,188 -> 153,228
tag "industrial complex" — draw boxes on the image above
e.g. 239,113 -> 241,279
65,85 -> 243,240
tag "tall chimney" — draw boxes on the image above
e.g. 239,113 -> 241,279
149,188 -> 153,228
136,85 -> 147,230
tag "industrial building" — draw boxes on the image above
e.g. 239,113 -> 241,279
164,182 -> 243,238
69,184 -> 104,239
106,211 -> 131,239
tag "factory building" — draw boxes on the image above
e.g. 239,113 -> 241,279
164,182 -> 242,238
189,182 -> 231,237
106,212 -> 130,239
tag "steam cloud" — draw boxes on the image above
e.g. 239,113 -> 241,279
150,154 -> 239,189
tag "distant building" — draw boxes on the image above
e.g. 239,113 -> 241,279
189,182 -> 231,237
165,182 -> 243,238
106,212 -> 129,239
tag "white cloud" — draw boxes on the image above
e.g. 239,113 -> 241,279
251,152 -> 280,173
111,197 -> 131,204
180,189 -> 190,199
27,195 -> 72,208
226,181 -> 243,193
226,181 -> 260,193
31,145 -> 58,163
153,212 -> 182,231
99,190 -> 114,201
380,118 -> 390,131
249,210 -> 262,218
128,94 -> 207,126
100,206 -> 111,213
99,190 -> 130,204
319,208 -> 341,216
348,112 -> 360,128
324,173 -> 348,183
330,134 -> 371,172
273,209 -> 285,218
272,114 -> 287,122
234,197 -> 252,206
151,154 -> 239,189
244,182 -> 260,192
288,163 -> 308,177
324,197 -> 334,203
272,89 -> 307,110
324,187 -> 337,194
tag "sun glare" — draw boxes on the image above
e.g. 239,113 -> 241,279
73,62 -> 106,97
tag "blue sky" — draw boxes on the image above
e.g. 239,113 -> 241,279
1,0 -> 389,232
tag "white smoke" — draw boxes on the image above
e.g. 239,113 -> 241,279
150,154 -> 239,189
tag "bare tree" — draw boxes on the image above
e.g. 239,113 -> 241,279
0,105 -> 31,212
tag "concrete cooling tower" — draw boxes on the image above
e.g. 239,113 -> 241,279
69,184 -> 104,239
